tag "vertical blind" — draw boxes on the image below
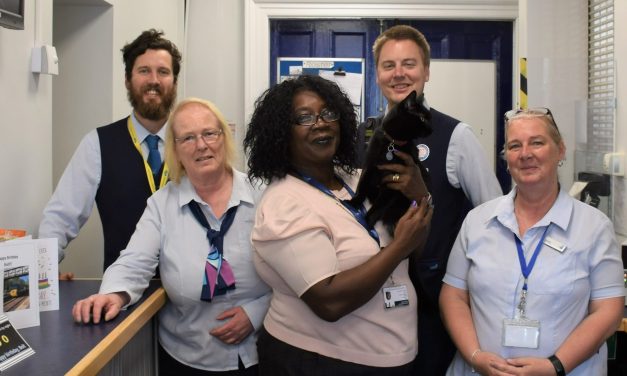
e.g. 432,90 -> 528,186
587,0 -> 614,158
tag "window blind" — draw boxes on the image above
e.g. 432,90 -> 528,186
588,0 -> 614,157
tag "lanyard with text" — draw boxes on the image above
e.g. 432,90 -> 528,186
295,171 -> 380,246
127,117 -> 169,193
513,225 -> 550,318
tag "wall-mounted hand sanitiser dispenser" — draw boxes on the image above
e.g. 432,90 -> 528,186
31,45 -> 59,75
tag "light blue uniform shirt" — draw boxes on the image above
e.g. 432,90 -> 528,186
100,170 -> 271,371
444,188 -> 624,376
38,112 -> 165,261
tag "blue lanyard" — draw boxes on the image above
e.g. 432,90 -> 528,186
294,171 -> 380,246
514,225 -> 550,292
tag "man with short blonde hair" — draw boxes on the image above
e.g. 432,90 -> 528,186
359,24 -> 502,375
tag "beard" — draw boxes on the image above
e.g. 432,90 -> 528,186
127,82 -> 177,121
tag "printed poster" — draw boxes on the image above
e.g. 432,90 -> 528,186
0,241 -> 39,329
5,238 -> 59,312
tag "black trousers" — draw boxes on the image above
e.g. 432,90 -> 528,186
158,344 -> 258,376
257,326 -> 414,376
412,304 -> 456,376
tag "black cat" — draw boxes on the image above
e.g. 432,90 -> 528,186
350,90 -> 432,234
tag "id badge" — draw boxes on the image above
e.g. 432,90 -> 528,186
502,318 -> 540,348
382,285 -> 409,309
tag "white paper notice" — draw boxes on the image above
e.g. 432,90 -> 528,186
35,239 -> 59,312
319,70 -> 363,106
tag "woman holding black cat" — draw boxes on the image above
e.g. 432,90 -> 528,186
244,75 -> 433,375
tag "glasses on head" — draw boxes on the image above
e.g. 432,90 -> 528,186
175,129 -> 223,146
294,108 -> 340,126
504,107 -> 559,133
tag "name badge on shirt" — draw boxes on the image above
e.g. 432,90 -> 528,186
383,285 -> 409,309
544,237 -> 566,253
502,317 -> 540,348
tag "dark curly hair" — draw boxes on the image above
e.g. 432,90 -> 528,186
121,29 -> 182,83
244,75 -> 358,185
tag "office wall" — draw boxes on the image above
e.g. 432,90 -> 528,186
51,0 -> 184,278
52,2 -> 113,278
613,0 -> 627,236
524,0 -> 626,237
522,0 -> 588,196
186,0 -> 246,169
109,0 -> 186,120
0,0 -> 53,234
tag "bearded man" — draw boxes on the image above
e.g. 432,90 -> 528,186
39,29 -> 182,271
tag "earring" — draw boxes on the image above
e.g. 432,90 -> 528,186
558,160 -> 564,167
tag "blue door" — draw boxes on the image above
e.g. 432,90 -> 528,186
271,19 -> 513,191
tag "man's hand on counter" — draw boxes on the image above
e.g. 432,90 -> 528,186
59,272 -> 74,280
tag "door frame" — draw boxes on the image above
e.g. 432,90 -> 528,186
244,0 -> 520,125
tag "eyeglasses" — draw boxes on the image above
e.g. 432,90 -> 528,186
294,108 -> 340,126
175,129 -> 223,146
504,107 -> 559,134
504,107 -> 553,120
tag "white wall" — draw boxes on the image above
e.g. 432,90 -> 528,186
427,60 -> 497,168
186,0 -> 246,169
110,0 -> 186,120
0,0 -> 53,234
613,0 -> 627,236
51,0 -> 184,278
523,0 -> 626,237
52,2 -> 113,278
522,0 -> 588,194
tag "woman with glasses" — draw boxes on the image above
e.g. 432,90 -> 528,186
72,98 -> 271,375
244,75 -> 433,375
440,108 -> 624,375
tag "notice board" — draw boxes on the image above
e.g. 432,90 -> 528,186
277,57 -> 365,122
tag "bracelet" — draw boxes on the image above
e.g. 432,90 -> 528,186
470,349 -> 482,373
548,354 -> 566,376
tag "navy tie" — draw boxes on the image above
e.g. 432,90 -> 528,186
145,135 -> 161,175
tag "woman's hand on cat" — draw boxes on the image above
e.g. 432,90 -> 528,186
378,149 -> 428,201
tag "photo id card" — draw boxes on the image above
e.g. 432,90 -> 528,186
502,317 -> 540,348
383,285 -> 409,309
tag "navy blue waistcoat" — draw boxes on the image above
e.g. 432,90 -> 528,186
96,118 -> 164,271
411,108 -> 471,308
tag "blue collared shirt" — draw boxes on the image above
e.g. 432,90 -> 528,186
38,113 -> 166,261
444,187 -> 624,375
